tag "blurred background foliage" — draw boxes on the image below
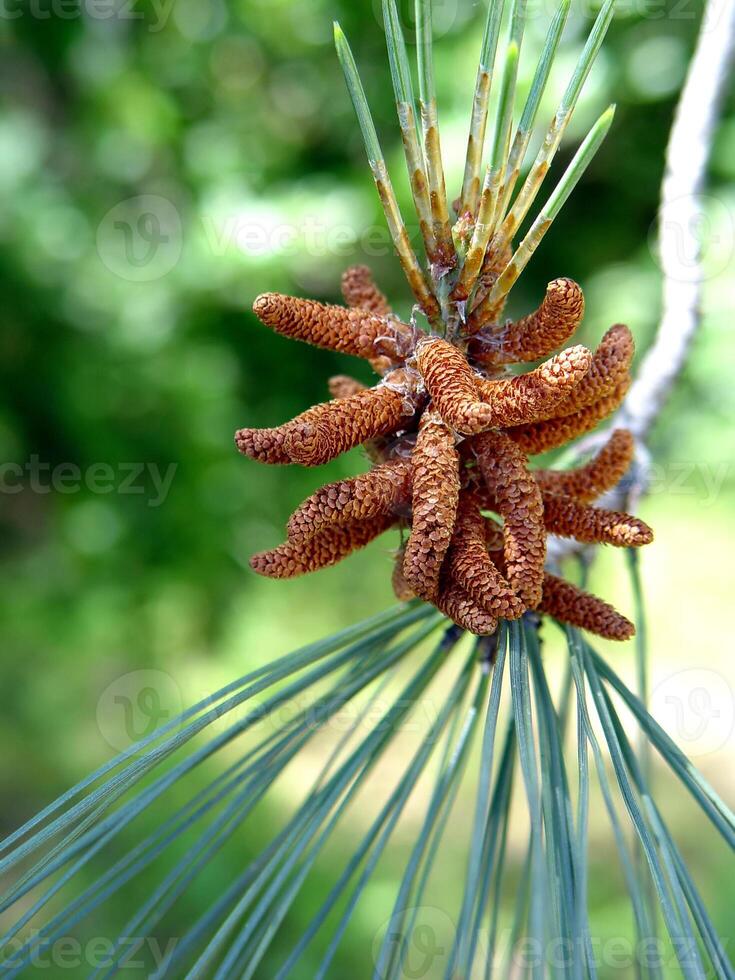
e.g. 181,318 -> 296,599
0,0 -> 733,975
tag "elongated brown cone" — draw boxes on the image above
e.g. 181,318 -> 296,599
326,375 -> 391,463
542,494 -> 654,547
534,429 -> 635,503
284,381 -> 413,467
504,381 -> 630,455
252,293 -> 413,368
250,513 -> 395,579
328,375 -> 367,399
469,278 -> 585,362
539,573 -> 635,641
436,579 -> 499,635
341,265 -> 393,318
475,346 -> 593,427
474,430 -> 546,607
415,337 -> 494,435
392,547 -> 415,602
446,493 -> 524,619
235,426 -> 292,465
287,459 -> 412,541
552,324 -> 634,418
403,412 -> 460,601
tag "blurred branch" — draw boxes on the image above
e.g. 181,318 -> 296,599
550,0 -> 735,566
618,0 -> 735,442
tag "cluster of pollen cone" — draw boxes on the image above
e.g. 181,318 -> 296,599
236,264 -> 653,640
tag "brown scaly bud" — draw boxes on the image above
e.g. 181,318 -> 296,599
542,493 -> 654,547
553,324 -> 634,418
403,411 -> 460,601
436,579 -> 499,635
503,381 -> 630,455
341,265 -> 393,318
538,573 -> 635,641
250,513 -> 395,579
462,245 -> 515,331
534,429 -> 635,503
285,379 -> 413,467
474,430 -> 546,607
415,337 -> 494,435
472,243 -> 514,312
474,345 -> 593,427
252,293 -> 413,369
287,459 -> 412,541
235,426 -> 292,465
392,546 -> 416,602
328,375 -> 367,399
446,493 -> 525,620
469,278 -> 585,363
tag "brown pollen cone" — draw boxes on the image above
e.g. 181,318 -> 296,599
235,426 -> 292,465
415,337 -> 494,435
241,252 -> 653,640
504,381 -> 630,455
542,494 -> 654,547
392,547 -> 416,602
403,412 -> 460,601
252,293 -> 412,369
469,277 -> 585,363
553,324 -> 634,417
328,375 -> 367,399
284,380 -> 412,467
534,429 -> 635,503
474,430 -> 546,607
250,513 -> 395,579
341,265 -> 393,318
475,345 -> 592,427
287,459 -> 412,541
446,492 -> 524,619
436,579 -> 498,635
538,573 -> 635,641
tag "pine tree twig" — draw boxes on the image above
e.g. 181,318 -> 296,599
619,0 -> 735,443
549,0 -> 735,565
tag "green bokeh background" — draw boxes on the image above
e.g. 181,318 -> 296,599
1,0 -> 733,975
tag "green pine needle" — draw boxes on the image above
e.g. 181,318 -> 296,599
498,0 -> 571,220
333,22 -> 382,165
453,40 -> 520,303
334,21 -> 440,319
459,0 -> 506,216
491,0 -> 617,255
382,0 -> 438,265
484,104 -> 615,309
